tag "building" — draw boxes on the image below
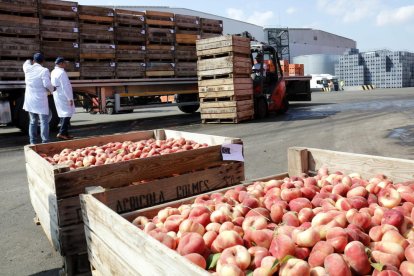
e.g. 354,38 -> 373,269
335,49 -> 414,88
112,6 -> 265,42
292,54 -> 340,75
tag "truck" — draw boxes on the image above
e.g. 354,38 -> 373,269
0,44 -> 312,131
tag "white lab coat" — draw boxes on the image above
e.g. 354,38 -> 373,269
51,67 -> 75,118
22,60 -> 54,115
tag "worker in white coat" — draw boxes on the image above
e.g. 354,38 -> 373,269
51,57 -> 75,140
23,53 -> 55,144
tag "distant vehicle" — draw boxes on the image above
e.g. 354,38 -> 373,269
310,75 -> 328,91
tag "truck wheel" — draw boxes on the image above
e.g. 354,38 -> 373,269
254,97 -> 268,119
175,94 -> 200,114
277,96 -> 289,114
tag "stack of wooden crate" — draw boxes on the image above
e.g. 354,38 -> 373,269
200,18 -> 223,38
39,0 -> 80,79
0,0 -> 39,80
288,63 -> 304,76
78,5 -> 115,79
114,9 -> 146,79
174,14 -> 200,77
280,59 -> 289,76
197,35 -> 254,123
145,10 -> 175,78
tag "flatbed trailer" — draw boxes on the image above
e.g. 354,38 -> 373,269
284,75 -> 312,101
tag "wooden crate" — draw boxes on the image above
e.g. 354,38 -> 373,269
42,40 -> 79,59
145,62 -> 175,77
40,19 -> 79,41
80,174 -> 282,276
39,0 -> 78,19
0,60 -> 24,79
80,146 -> 414,275
146,44 -> 175,61
175,45 -> 197,61
145,10 -> 175,27
200,18 -> 223,33
114,9 -> 145,27
44,61 -> 80,79
116,62 -> 145,79
176,33 -> 200,45
80,43 -> 115,59
200,99 -> 253,114
116,44 -> 146,61
0,36 -> 39,58
79,23 -> 114,42
78,5 -> 114,21
0,0 -> 38,15
80,61 -> 115,79
196,35 -> 250,57
175,62 -> 197,77
197,56 -> 251,79
115,26 -> 146,43
175,14 -> 200,29
201,109 -> 254,124
147,26 -> 175,44
0,14 -> 39,37
25,129 -> 243,258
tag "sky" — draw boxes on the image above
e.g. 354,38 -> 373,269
77,0 -> 414,52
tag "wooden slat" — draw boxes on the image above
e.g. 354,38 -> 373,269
289,147 -> 414,181
200,109 -> 254,120
0,14 -> 39,25
198,56 -> 251,71
80,194 -> 210,276
78,14 -> 113,23
59,223 -> 86,255
287,147 -> 309,177
145,10 -> 174,18
146,19 -> 175,27
201,100 -> 253,114
198,78 -> 252,92
198,89 -> 252,98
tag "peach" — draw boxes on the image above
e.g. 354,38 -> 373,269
242,216 -> 268,231
244,229 -> 273,249
179,219 -> 205,236
283,211 -> 301,227
206,222 -> 221,233
371,241 -> 405,261
400,261 -> 414,276
332,183 -> 350,197
347,186 -> 368,198
369,224 -> 399,242
348,196 -> 369,209
248,246 -> 270,269
382,229 -> 409,249
188,206 -> 211,227
210,209 -> 232,224
148,229 -> 176,250
232,217 -> 244,227
298,208 -> 315,224
289,197 -> 312,212
378,187 -> 401,208
217,263 -> 244,276
308,241 -> 334,267
301,187 -> 317,200
279,258 -> 310,276
310,266 -> 328,276
347,224 -> 371,246
143,222 -> 157,233
344,241 -> 371,275
368,193 -> 379,205
176,232 -> 205,256
373,270 -> 402,276
346,209 -> 372,230
217,245 -> 251,271
255,256 -> 279,275
184,253 -> 206,269
224,189 -> 240,202
281,187 -> 302,202
164,215 -> 185,232
324,253 -> 352,276
381,209 -> 405,228
211,230 -> 243,253
246,207 -> 270,219
269,234 -> 296,260
270,204 -> 285,224
158,207 -> 180,222
292,227 -> 321,247
304,176 -> 318,187
325,227 -> 348,253
294,247 -> 310,259
335,198 -> 353,211
132,216 -> 149,228
371,250 -> 401,268
405,245 -> 414,262
203,231 -> 217,248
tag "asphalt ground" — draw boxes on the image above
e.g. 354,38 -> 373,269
1,87 -> 414,275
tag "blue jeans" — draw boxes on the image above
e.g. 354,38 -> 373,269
29,112 -> 49,144
59,117 -> 71,136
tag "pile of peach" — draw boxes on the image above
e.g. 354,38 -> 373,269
41,138 -> 208,170
132,167 -> 414,276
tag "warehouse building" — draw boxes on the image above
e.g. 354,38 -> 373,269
335,49 -> 414,88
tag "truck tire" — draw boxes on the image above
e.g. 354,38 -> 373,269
277,96 -> 289,114
254,97 -> 268,119
175,94 -> 200,114
14,95 -> 59,133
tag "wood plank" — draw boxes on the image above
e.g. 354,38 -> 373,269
201,102 -> 253,114
78,5 -> 114,17
198,81 -> 252,92
145,70 -> 175,77
196,46 -> 250,57
201,110 -> 254,119
80,194 -> 210,276
198,77 -> 252,87
196,35 -> 248,48
91,162 -> 244,215
287,147 -> 309,177
290,147 -> 414,182
0,1 -> 37,14
78,14 -> 113,23
145,10 -> 174,18
24,145 -> 57,192
200,99 -> 253,109
146,19 -> 175,27
27,164 -> 60,252
40,9 -> 77,19
198,89 -> 253,98
197,67 -> 251,77
59,223 -> 86,256
121,173 -> 288,221
0,14 -> 39,25
176,33 -> 199,44
197,56 -> 251,71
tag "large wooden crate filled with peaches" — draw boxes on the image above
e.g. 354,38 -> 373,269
81,147 -> 414,276
24,129 -> 244,273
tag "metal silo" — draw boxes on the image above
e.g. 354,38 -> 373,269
293,54 -> 340,75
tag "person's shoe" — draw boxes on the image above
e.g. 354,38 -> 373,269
57,133 -> 72,140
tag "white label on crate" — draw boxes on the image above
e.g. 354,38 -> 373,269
171,46 -> 175,51
220,23 -> 223,27
195,20 -> 199,24
73,43 -> 79,48
139,16 -> 144,21
73,27 -> 79,33
141,63 -> 146,67
141,29 -> 146,34
170,17 -> 174,21
221,144 -> 244,162
170,29 -> 175,34
108,27 -> 114,32
171,63 -> 175,67
110,62 -> 116,67
142,46 -> 146,50
75,62 -> 80,68
71,7 -> 78,12
110,44 -> 116,49
197,35 -> 201,39
108,12 -> 114,17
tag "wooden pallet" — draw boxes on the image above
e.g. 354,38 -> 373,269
0,0 -> 38,16
146,27 -> 175,44
200,99 -> 253,114
39,0 -> 78,20
0,36 -> 39,58
201,109 -> 254,123
116,44 -> 146,61
116,62 -> 145,78
146,44 -> 174,61
196,35 -> 250,56
175,62 -> 197,77
114,9 -> 145,27
25,130 -> 242,262
145,10 -> 175,27
200,18 -> 223,33
40,19 -> 79,41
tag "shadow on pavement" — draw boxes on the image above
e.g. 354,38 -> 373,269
29,268 -> 60,276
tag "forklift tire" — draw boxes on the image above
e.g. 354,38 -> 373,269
14,95 -> 59,133
106,105 -> 115,115
277,96 -> 289,114
175,94 -> 200,114
254,97 -> 268,119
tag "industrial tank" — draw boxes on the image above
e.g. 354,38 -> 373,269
293,54 -> 340,75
